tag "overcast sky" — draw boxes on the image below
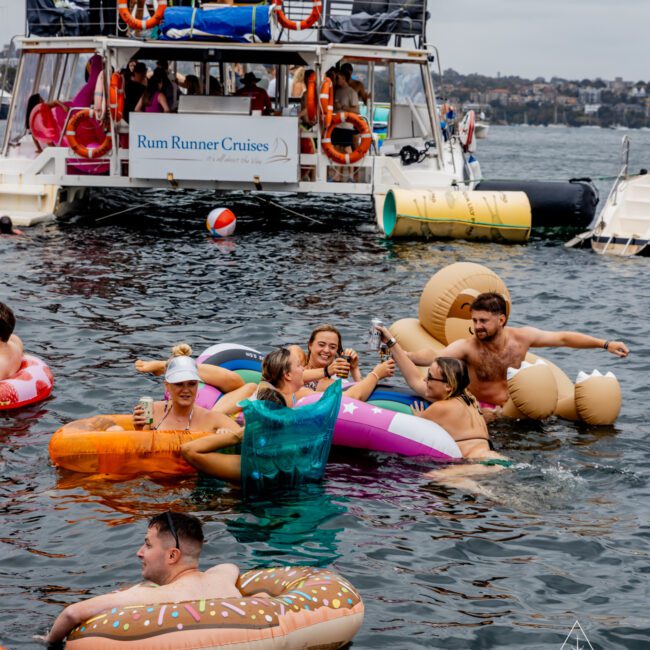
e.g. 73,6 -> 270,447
0,1 -> 647,81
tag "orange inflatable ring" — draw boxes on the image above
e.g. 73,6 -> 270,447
273,0 -> 321,30
305,73 -> 317,123
118,0 -> 167,30
65,566 -> 364,649
49,414 -> 210,475
66,108 -> 112,159
322,112 -> 372,165
319,77 -> 334,128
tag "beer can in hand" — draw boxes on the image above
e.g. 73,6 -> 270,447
337,354 -> 352,379
368,318 -> 383,351
139,396 -> 154,426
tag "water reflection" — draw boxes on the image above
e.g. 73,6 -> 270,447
225,483 -> 347,566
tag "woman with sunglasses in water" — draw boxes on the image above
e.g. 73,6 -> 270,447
180,345 -> 394,481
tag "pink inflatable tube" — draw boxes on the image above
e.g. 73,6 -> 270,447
298,392 -> 461,461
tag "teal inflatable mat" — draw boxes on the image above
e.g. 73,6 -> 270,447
240,381 -> 342,496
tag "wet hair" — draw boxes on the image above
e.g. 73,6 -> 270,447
471,292 -> 508,319
0,216 -> 15,234
257,386 -> 287,407
26,93 -> 43,130
149,511 -> 204,552
307,324 -> 343,362
0,302 -> 16,342
434,357 -> 473,406
261,348 -> 293,387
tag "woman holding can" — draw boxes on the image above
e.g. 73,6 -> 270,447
180,346 -> 394,481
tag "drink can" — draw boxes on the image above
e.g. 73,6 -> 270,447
139,396 -> 154,426
337,354 -> 352,379
368,318 -> 383,351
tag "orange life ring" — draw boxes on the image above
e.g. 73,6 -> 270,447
319,77 -> 333,128
118,0 -> 167,30
66,108 -> 112,159
305,74 -> 317,123
109,71 -> 125,122
322,112 -> 372,165
273,0 -> 321,30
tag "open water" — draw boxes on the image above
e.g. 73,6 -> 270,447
1,125 -> 649,649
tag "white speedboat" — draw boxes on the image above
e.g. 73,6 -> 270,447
1,1 -> 524,240
566,136 -> 650,256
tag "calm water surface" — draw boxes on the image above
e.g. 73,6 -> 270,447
1,126 -> 649,649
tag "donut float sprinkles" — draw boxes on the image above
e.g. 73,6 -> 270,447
66,566 -> 364,649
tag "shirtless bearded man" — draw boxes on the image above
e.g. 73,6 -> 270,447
379,292 -> 629,410
44,512 -> 241,644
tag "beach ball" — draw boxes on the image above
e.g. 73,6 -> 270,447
206,208 -> 236,237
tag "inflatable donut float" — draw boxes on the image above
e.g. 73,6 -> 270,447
0,355 -> 53,410
65,565 -> 363,649
391,262 -> 621,425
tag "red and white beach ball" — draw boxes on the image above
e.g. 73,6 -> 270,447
206,208 -> 236,237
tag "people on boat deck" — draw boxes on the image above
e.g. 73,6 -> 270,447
134,69 -> 171,114
180,346 -> 394,480
42,512 -> 241,645
183,74 -> 203,96
235,72 -> 272,115
123,61 -> 147,122
135,342 -> 245,394
340,63 -> 370,105
290,66 -> 306,98
132,354 -> 237,433
376,292 -> 629,414
155,60 -> 180,111
0,302 -> 23,381
332,67 -> 359,150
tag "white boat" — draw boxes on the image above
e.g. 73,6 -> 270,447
474,121 -> 489,139
0,2 -> 511,236
566,136 -> 650,256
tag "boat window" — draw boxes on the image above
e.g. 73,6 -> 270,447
7,52 -> 39,143
373,64 -> 390,104
394,63 -> 426,104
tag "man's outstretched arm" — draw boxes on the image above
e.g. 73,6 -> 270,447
521,327 -> 629,357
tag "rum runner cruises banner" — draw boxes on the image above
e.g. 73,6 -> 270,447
129,114 -> 300,183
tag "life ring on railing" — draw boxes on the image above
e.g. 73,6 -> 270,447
319,77 -> 333,128
459,109 -> 476,152
66,108 -> 112,159
273,0 -> 321,30
118,0 -> 167,30
305,73 -> 317,123
322,112 -> 372,165
109,71 -> 125,121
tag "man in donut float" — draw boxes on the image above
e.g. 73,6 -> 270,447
0,302 -> 23,380
379,292 -> 629,415
43,512 -> 241,645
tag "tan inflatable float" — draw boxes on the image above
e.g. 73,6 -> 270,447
391,262 -> 621,425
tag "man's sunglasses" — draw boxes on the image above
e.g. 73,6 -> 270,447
166,511 -> 180,550
426,371 -> 447,384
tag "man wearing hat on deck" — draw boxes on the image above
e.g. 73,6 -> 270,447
235,71 -> 273,115
131,354 -> 242,434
